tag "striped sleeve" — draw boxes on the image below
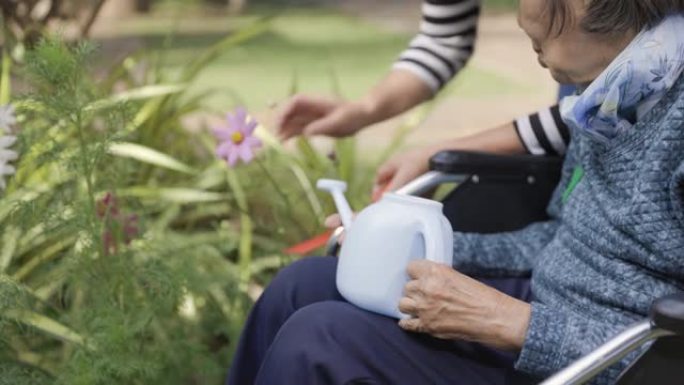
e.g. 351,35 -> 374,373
514,105 -> 571,156
393,0 -> 481,92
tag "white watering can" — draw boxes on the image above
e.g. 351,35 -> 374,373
317,179 -> 454,319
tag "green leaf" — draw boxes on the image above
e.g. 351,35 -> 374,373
288,68 -> 299,96
108,142 -> 196,174
288,164 -> 324,222
4,309 -> 87,347
296,137 -> 329,172
33,274 -> 66,302
181,18 -> 272,82
0,47 -> 11,104
86,84 -> 187,112
0,189 -> 42,225
12,235 -> 76,282
327,65 -> 343,98
335,137 -> 356,183
118,187 -> 229,203
11,98 -> 45,113
255,125 -> 286,153
0,226 -> 21,273
127,97 -> 165,133
250,254 -> 290,276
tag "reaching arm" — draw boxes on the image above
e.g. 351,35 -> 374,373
514,105 -> 571,156
375,106 -> 572,193
278,0 -> 573,158
394,0 -> 481,92
366,0 -> 483,121
277,0 -> 482,139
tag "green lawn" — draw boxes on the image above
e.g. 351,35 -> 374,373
103,6 -> 527,111
482,0 -> 518,12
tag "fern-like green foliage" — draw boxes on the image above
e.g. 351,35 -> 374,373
0,38 -> 250,385
0,20 -> 430,382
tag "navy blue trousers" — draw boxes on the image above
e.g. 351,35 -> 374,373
227,257 -> 538,385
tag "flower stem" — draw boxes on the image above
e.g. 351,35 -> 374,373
226,168 -> 252,288
74,113 -> 97,226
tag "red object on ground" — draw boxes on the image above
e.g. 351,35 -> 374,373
284,229 -> 334,256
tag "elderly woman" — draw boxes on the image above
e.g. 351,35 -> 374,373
227,0 -> 684,384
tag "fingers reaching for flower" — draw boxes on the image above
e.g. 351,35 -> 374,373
276,95 -> 374,140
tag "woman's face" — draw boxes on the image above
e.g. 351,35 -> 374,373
518,0 -> 636,86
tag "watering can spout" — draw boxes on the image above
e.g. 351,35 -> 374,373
317,179 -> 354,230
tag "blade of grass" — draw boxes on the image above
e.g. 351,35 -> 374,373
1,226 -> 20,273
4,309 -> 87,347
0,47 -> 11,104
181,17 -> 273,82
335,137 -> 356,183
287,163 -> 324,222
86,84 -> 187,112
12,236 -> 76,282
108,142 -> 196,174
117,187 -> 229,204
296,137 -> 329,172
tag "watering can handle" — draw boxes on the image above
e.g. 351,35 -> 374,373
420,218 -> 449,265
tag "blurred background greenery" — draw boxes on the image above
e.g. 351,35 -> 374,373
3,0 -> 555,151
103,0 -> 521,110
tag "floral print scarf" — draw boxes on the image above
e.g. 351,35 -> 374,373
560,15 -> 684,143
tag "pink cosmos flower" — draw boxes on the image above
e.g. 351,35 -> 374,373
97,192 -> 139,255
212,107 -> 262,167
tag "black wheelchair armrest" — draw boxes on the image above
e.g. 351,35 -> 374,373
651,293 -> 684,334
430,150 -> 563,179
427,151 -> 563,234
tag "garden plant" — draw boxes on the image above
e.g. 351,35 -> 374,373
0,13 -> 430,383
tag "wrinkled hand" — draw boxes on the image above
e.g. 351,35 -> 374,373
276,95 -> 375,140
398,260 -> 531,351
373,146 -> 436,196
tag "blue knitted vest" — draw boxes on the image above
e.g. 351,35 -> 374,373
517,75 -> 684,382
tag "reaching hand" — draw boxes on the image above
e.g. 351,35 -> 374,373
276,95 -> 375,140
374,146 -> 436,196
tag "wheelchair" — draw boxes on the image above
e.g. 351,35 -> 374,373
326,150 -> 684,385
